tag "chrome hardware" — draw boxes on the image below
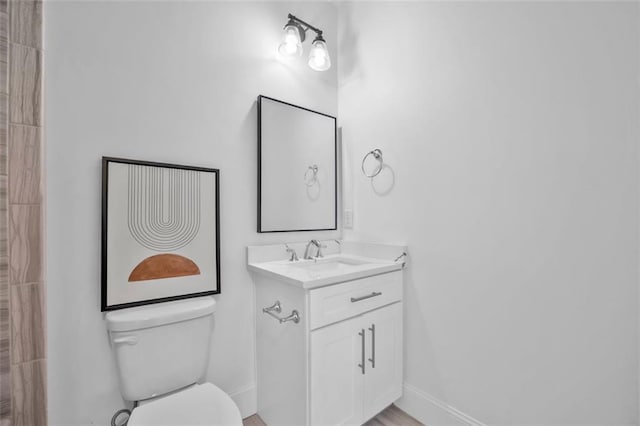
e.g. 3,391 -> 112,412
263,301 -> 300,324
263,300 -> 282,314
358,329 -> 365,375
280,310 -> 300,324
394,252 -> 407,267
317,242 -> 326,258
304,240 -> 318,259
394,252 -> 407,262
304,239 -> 327,259
110,408 -> 132,426
350,292 -> 382,303
304,164 -> 319,187
285,244 -> 299,262
362,149 -> 383,178
368,324 -> 375,368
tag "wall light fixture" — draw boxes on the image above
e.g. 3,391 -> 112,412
278,13 -> 331,72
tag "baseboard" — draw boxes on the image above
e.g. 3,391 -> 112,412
396,383 -> 635,426
395,382 -> 487,426
228,383 -> 257,419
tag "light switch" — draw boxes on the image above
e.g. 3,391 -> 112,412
344,209 -> 353,229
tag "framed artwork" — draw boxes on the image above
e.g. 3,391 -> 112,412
101,157 -> 220,311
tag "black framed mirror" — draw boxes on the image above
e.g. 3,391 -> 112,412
257,95 -> 337,233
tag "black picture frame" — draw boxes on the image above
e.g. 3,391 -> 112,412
101,157 -> 221,311
257,95 -> 338,233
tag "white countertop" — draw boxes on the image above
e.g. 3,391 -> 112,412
248,253 -> 404,289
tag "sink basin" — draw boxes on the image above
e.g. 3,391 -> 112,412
292,257 -> 367,272
248,253 -> 403,289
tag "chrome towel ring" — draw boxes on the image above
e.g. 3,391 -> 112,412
304,164 -> 318,186
361,149 -> 383,178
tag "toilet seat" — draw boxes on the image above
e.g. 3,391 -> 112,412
127,383 -> 242,426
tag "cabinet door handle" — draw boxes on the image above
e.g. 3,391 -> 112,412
350,292 -> 382,303
357,329 -> 365,375
368,324 -> 375,368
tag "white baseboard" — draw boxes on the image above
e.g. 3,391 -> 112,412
228,383 -> 257,419
232,381 -> 634,426
396,383 -> 635,426
395,382 -> 487,426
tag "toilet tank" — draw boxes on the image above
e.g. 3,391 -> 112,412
105,297 -> 216,402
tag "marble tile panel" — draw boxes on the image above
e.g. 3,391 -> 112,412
10,283 -> 43,364
9,44 -> 41,126
0,11 -> 6,96
10,1 -> 41,49
0,12 -> 6,64
0,93 -> 6,131
0,176 -> 6,258
0,61 -> 7,97
12,359 -> 46,426
9,124 -> 41,204
8,204 -> 42,285
0,256 -> 6,293
0,266 -> 8,421
0,94 -> 7,176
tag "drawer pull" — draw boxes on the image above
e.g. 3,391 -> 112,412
368,324 -> 375,368
350,292 -> 382,303
357,329 -> 365,375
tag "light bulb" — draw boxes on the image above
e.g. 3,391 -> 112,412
308,38 -> 331,71
278,25 -> 302,57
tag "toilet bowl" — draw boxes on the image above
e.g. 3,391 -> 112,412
105,297 -> 242,426
127,383 -> 241,426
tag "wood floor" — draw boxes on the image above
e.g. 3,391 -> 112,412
362,405 -> 423,426
242,404 -> 423,426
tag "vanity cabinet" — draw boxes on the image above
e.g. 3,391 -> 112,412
253,269 -> 403,426
310,302 -> 402,425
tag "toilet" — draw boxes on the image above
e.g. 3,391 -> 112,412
105,296 -> 242,425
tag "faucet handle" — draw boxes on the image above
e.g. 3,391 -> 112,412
285,244 -> 299,262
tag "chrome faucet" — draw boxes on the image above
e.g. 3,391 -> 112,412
285,244 -> 299,262
304,239 -> 326,259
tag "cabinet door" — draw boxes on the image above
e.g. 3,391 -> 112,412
362,302 -> 403,422
310,315 -> 364,426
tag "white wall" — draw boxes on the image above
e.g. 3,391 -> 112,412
338,2 -> 639,425
46,2 -> 640,425
44,2 -> 338,424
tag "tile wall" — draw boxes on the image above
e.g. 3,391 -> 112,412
1,0 -> 44,425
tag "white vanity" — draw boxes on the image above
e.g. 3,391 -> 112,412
247,241 -> 407,426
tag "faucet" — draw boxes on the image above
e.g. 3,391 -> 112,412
285,244 -> 299,262
304,239 -> 326,259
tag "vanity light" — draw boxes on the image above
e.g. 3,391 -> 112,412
278,17 -> 304,57
278,13 -> 331,71
308,35 -> 331,71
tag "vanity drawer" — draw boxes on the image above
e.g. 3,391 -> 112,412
308,271 -> 402,330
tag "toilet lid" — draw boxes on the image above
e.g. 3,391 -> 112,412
128,383 -> 242,426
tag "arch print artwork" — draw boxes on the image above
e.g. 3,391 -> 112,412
101,157 -> 220,311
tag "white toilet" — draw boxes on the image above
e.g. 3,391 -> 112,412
105,296 -> 242,426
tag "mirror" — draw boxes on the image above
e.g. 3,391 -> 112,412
257,95 -> 337,233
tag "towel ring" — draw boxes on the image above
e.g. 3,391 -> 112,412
361,149 -> 383,178
304,164 -> 318,186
